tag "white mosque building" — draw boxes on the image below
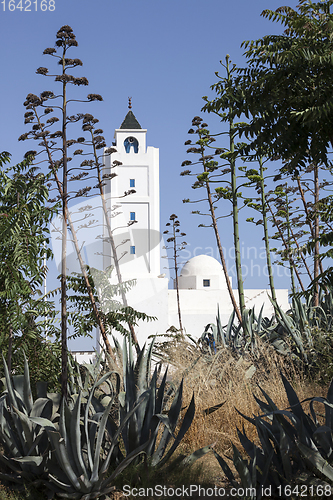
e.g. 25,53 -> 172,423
97,106 -> 289,346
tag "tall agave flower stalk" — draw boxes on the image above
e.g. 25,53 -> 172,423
296,173 -> 324,278
285,189 -> 297,296
266,198 -> 305,292
20,26 -> 119,389
182,116 -> 242,325
226,56 -> 246,321
163,214 -> 187,335
258,156 -> 277,304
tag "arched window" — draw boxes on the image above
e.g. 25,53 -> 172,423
124,136 -> 139,153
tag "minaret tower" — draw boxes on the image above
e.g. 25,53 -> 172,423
103,100 -> 161,279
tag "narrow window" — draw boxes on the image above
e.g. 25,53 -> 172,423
130,179 -> 135,188
130,245 -> 136,255
130,212 -> 136,221
203,279 -> 210,287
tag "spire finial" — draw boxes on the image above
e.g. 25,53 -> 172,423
128,97 -> 132,110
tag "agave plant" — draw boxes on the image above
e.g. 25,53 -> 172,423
0,350 -> 153,498
0,353 -> 60,488
215,372 -> 333,498
200,303 -> 298,361
109,335 -> 214,471
30,371 -> 149,499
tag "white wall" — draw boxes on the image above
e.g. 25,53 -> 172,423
168,288 -> 289,339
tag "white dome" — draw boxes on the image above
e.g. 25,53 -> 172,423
180,255 -> 223,277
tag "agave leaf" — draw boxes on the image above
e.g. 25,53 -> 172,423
296,440 -> 333,481
99,391 -> 149,476
232,443 -> 253,489
90,398 -> 114,484
178,444 -> 214,469
152,379 -> 184,465
12,456 -> 43,466
2,355 -> 20,412
139,370 -> 157,446
225,310 -> 235,344
257,303 -> 264,333
84,370 -> 118,472
144,368 -> 170,457
203,401 -> 226,415
279,426 -> 292,481
216,304 -> 225,346
118,391 -> 125,408
12,406 -> 33,453
69,393 -> 88,480
281,373 -> 303,417
0,405 -> 22,457
213,450 -> 237,486
47,431 -> 83,491
257,448 -> 275,500
48,473 -> 77,493
235,407 -> 256,426
253,394 -> 275,416
102,439 -> 149,488
137,340 -> 152,394
31,398 -> 53,420
156,393 -> 195,468
47,392 -> 62,415
237,426 -> 264,462
29,416 -> 57,430
257,384 -> 279,412
313,426 -> 333,458
150,414 -> 175,438
156,367 -> 168,415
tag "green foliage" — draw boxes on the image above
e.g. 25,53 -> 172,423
237,0 -> 333,170
0,151 -> 61,391
215,372 -> 333,498
67,265 -> 155,340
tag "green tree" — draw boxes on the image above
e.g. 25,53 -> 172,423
234,0 -> 333,302
0,151 -> 61,390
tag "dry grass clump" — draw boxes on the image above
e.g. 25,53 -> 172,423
156,337 -> 327,459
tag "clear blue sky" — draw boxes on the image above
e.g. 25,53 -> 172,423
1,0 -> 302,347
